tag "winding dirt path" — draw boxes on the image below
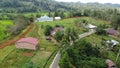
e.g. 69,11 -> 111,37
0,24 -> 34,49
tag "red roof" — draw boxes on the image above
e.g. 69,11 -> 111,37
51,27 -> 64,35
17,37 -> 38,45
106,28 -> 118,35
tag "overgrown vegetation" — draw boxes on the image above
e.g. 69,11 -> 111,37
0,20 -> 13,41
59,39 -> 107,68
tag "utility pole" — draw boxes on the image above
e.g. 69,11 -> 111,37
116,49 -> 120,63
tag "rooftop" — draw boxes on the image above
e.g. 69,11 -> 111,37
106,28 -> 118,35
17,37 -> 38,45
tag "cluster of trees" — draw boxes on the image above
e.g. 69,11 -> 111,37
0,14 -> 34,41
44,25 -> 53,36
44,25 -> 79,45
0,13 -> 16,20
54,30 -> 64,42
54,11 -> 65,18
111,9 -> 120,30
54,28 -> 78,45
59,39 -> 107,68
0,0 -> 120,13
0,0 -> 72,13
96,24 -> 108,35
11,15 -> 34,35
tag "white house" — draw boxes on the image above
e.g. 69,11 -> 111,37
106,40 -> 119,47
36,15 -> 53,22
87,24 -> 97,29
106,59 -> 117,68
54,17 -> 61,20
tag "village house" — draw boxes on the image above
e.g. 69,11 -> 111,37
106,28 -> 119,35
106,40 -> 119,48
87,24 -> 97,29
54,17 -> 61,20
106,59 -> 117,68
16,37 -> 38,50
36,15 -> 53,22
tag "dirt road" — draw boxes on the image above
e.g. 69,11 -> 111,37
0,24 -> 34,49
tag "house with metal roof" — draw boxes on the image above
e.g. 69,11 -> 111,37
16,37 -> 38,50
36,15 -> 53,22
106,40 -> 119,48
106,28 -> 119,35
87,24 -> 97,29
106,59 -> 118,68
54,17 -> 61,20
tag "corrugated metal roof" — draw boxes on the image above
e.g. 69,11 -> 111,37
17,37 -> 38,45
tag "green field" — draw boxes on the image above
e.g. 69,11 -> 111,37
0,17 -> 111,68
0,20 -> 13,30
0,20 -> 13,42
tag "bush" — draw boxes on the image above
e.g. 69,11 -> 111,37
54,30 -> 64,42
96,25 -> 108,35
44,25 -> 53,36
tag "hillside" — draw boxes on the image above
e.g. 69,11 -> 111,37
0,0 -> 72,12
0,0 -> 120,13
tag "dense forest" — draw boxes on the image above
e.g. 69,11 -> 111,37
0,0 -> 120,13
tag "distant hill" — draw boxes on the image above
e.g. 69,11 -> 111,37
0,0 -> 120,13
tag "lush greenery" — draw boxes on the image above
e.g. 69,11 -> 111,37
0,14 -> 118,68
59,39 -> 106,68
44,25 -> 53,36
96,24 -> 108,35
0,20 -> 13,41
54,30 -> 64,42
59,33 -> 120,68
0,0 -> 120,13
0,0 -> 120,68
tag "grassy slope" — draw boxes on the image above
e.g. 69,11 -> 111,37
0,23 -> 56,68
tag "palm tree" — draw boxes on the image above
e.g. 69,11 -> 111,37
61,28 -> 78,49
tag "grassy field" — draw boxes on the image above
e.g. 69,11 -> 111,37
0,20 -> 13,30
0,23 -> 57,68
36,17 -> 110,34
0,20 -> 13,42
0,17 -> 110,68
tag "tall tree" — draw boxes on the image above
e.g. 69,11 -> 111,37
11,15 -> 29,35
44,25 -> 53,36
62,28 -> 78,47
111,9 -> 120,30
59,52 -> 73,68
54,30 -> 64,42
